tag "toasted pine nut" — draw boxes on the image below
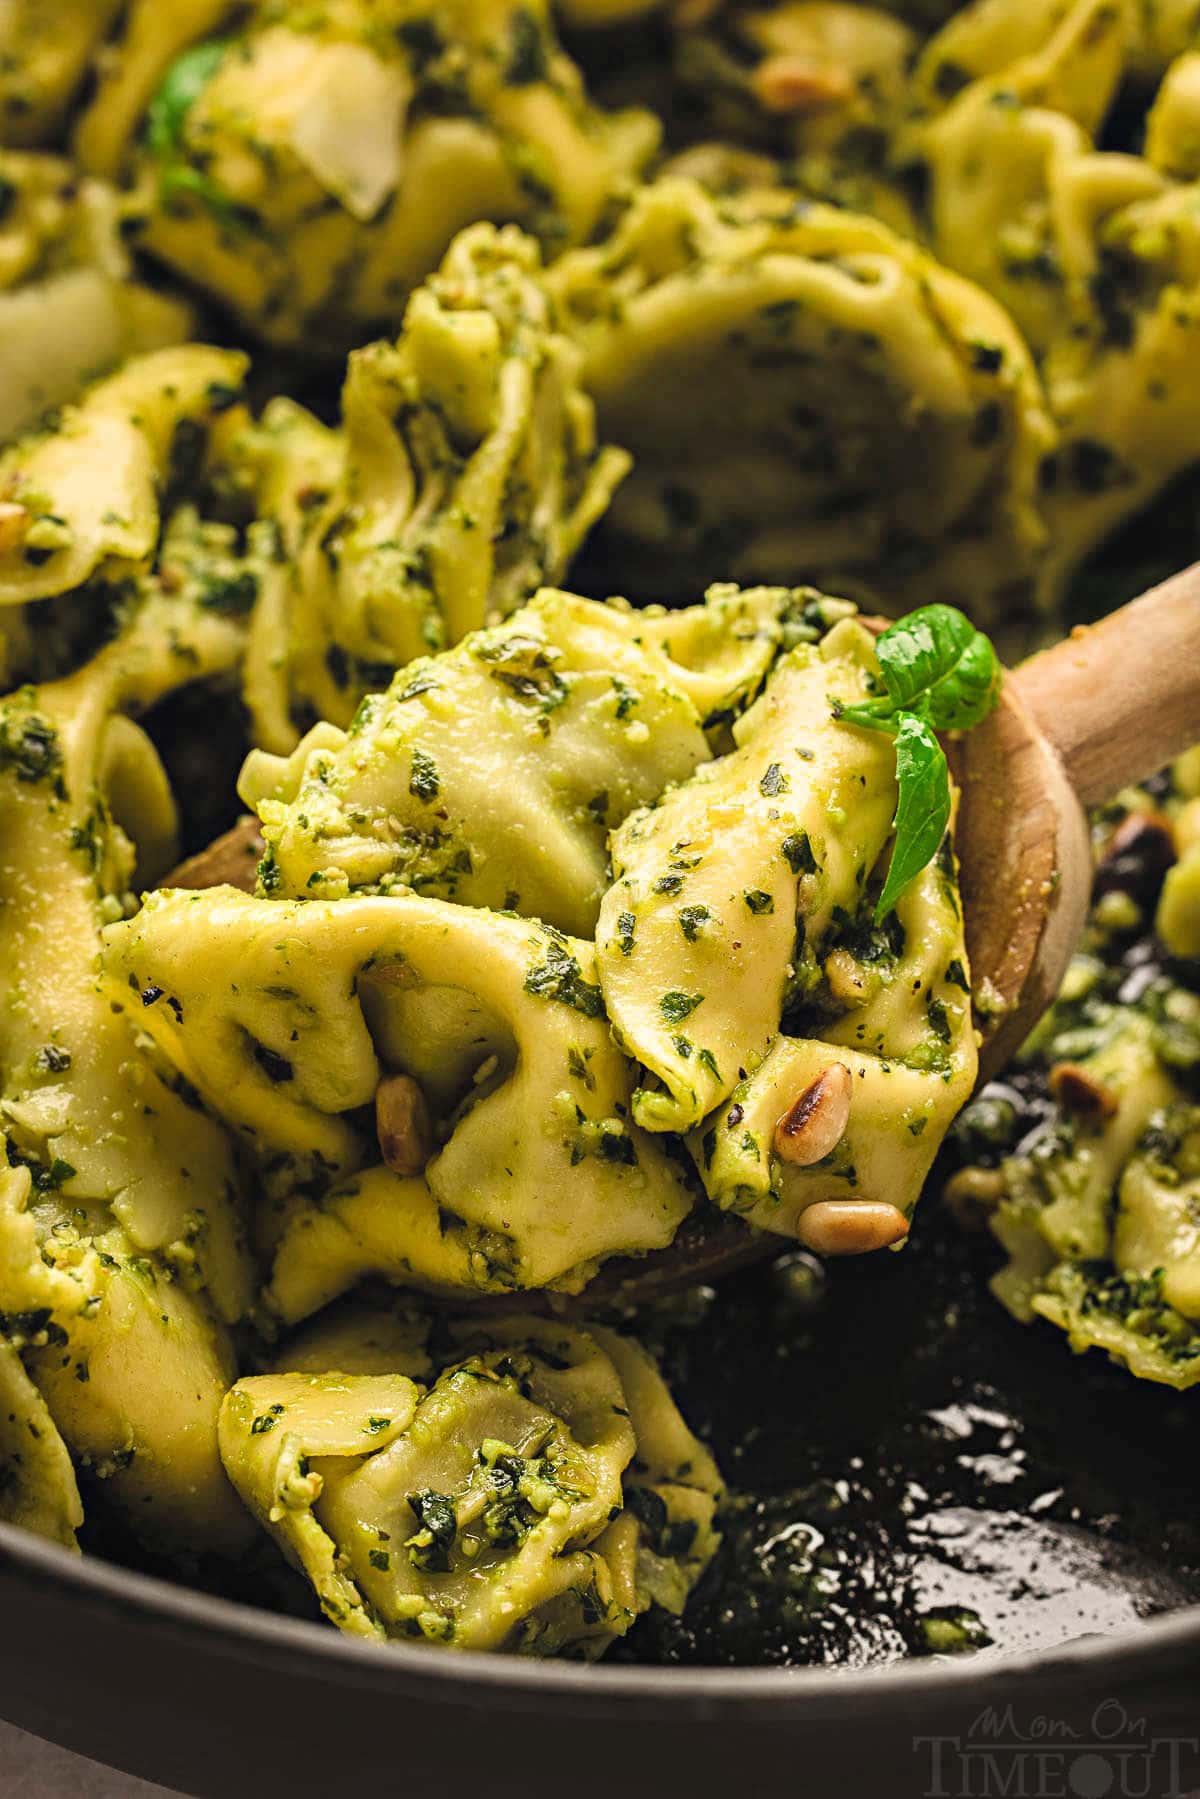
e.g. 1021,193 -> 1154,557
795,1200 -> 909,1256
0,501 -> 29,554
825,948 -> 870,1008
775,1063 -> 852,1166
1047,1061 -> 1118,1123
376,1073 -> 433,1176
752,55 -> 854,116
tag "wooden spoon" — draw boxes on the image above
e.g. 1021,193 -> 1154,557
164,574 -> 1200,1304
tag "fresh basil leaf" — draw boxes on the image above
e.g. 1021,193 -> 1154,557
874,604 -> 1001,733
875,715 -> 950,922
146,40 -> 231,158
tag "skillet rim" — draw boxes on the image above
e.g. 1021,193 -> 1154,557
4,1518 -> 1200,1717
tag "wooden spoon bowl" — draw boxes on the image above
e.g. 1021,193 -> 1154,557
164,574 -> 1200,1306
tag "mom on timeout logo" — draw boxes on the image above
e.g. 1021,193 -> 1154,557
914,1699 -> 1199,1797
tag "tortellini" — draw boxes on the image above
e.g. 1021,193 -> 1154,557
0,152 -> 191,441
595,614 -> 977,1235
0,342 -> 249,683
0,0 -> 121,146
0,576 -> 257,1553
984,1021 -> 1196,1386
219,1314 -> 721,1653
670,3 -> 922,233
101,889 -> 696,1316
544,176 -> 1054,624
93,0 -> 658,346
698,831 -> 977,1236
0,1166 -> 251,1555
0,1330 -> 83,1552
909,0 -> 1200,602
239,583 -> 794,937
233,224 -> 630,751
596,616 -> 898,1133
952,757 -> 1200,1388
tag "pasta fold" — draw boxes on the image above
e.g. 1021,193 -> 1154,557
239,583 -> 794,936
544,176 -> 1054,625
219,1315 -> 720,1653
232,225 -> 630,750
101,890 -> 696,1314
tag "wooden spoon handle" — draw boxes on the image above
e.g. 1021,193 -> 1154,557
1011,565 -> 1200,808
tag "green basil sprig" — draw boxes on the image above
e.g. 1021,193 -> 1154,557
834,605 -> 1001,922
146,40 -> 232,159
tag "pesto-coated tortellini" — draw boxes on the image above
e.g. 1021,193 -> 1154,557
0,1167 -> 250,1555
101,889 -> 696,1315
597,617 -> 898,1134
103,0 -> 658,346
544,176 -> 1054,624
950,747 -> 1200,1390
239,583 -> 797,936
0,152 -> 191,441
1034,173 -> 1200,600
0,342 -> 249,684
233,224 -> 630,751
0,0 -> 122,146
908,4 -> 1200,605
0,1331 -> 83,1552
911,0 -> 1199,103
910,0 -> 1134,356
0,580 -> 258,1555
219,1316 -> 720,1654
697,829 -> 977,1238
984,1024 -> 1197,1387
669,3 -> 921,233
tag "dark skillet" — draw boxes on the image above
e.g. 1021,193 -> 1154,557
3,1222 -> 1200,1799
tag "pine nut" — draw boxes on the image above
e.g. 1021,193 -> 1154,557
376,1073 -> 433,1177
1047,1061 -> 1118,1122
775,1062 -> 852,1166
752,56 -> 854,115
795,1200 -> 910,1256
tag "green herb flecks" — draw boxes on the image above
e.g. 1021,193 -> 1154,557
409,747 -> 440,804
660,991 -> 703,1025
525,935 -> 605,1018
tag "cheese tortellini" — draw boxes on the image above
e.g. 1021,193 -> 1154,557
92,0 -> 658,347
544,176 -> 1053,624
232,223 -> 630,751
0,152 -> 191,442
102,889 -> 697,1315
597,616 -> 899,1132
0,342 -> 250,685
238,582 -> 795,936
0,0 -> 121,146
219,1314 -> 721,1654
0,569 -> 256,1554
0,1332 -> 83,1551
909,0 -> 1200,602
951,756 -> 1200,1388
595,615 -> 977,1234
